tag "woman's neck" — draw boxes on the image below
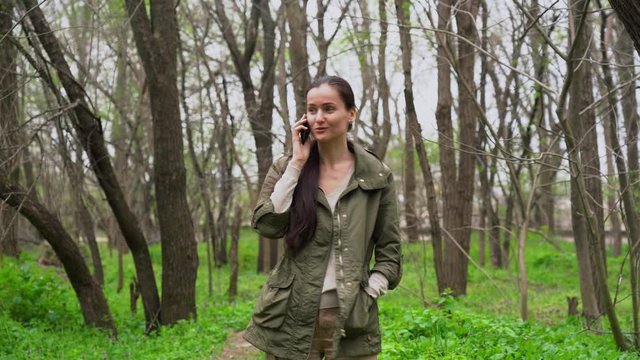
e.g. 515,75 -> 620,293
317,137 -> 352,169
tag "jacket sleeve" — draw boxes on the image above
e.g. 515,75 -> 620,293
370,173 -> 403,290
252,157 -> 292,239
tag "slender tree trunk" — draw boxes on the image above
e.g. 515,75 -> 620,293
229,205 -> 241,303
556,0 -> 626,348
568,0 -> 606,318
276,9 -> 292,154
404,115 -> 419,243
599,9 -> 640,345
213,0 -> 276,272
0,1 -> 21,258
55,122 -> 105,286
442,0 -> 481,295
125,0 -> 198,324
613,17 -> 640,199
395,0 -> 444,287
285,0 -> 311,119
0,181 -> 115,334
22,0 -> 161,329
598,17 -> 623,257
375,0 -> 392,160
609,0 -> 640,55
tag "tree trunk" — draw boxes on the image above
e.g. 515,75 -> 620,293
374,0 -> 392,160
437,0 -> 481,296
395,0 -> 444,287
599,9 -> 640,345
613,17 -> 640,199
0,1 -> 21,258
212,0 -> 276,272
598,16 -> 623,258
567,0 -> 606,318
404,115 -> 419,243
54,122 -> 105,287
530,0 -> 561,234
22,0 -> 161,329
0,181 -> 115,334
609,0 -> 640,55
125,0 -> 198,324
556,0 -> 626,349
229,205 -> 241,303
285,0 -> 311,119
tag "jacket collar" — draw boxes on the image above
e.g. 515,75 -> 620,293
348,142 -> 391,191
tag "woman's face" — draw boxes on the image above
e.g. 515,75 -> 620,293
306,84 -> 355,144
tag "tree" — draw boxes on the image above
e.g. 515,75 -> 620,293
566,0 -> 606,320
395,0 -> 444,288
210,0 -> 277,272
21,0 -> 161,329
0,181 -> 115,333
609,0 -> 640,55
0,0 -> 21,258
125,0 -> 198,324
434,0 -> 481,296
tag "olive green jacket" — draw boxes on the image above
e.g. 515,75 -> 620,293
243,143 -> 403,359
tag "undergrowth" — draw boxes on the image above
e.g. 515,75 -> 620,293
1,230 -> 638,359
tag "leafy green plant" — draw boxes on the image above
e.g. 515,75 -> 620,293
0,260 -> 76,327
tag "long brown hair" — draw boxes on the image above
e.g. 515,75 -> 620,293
286,75 -> 356,252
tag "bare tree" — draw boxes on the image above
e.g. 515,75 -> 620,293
609,0 -> 640,55
435,0 -> 481,295
395,0 -> 444,288
555,0 -> 625,348
125,0 -> 198,324
0,0 -> 21,258
566,0 -> 606,320
210,0 -> 277,272
21,0 -> 161,330
0,181 -> 115,334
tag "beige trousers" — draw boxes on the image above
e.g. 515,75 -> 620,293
266,307 -> 378,360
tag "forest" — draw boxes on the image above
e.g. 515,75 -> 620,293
2,0 -> 640,359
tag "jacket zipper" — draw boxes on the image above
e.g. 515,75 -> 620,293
306,205 -> 338,359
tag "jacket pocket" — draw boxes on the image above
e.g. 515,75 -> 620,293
252,272 -> 295,329
344,285 -> 377,336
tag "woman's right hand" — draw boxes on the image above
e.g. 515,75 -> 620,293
291,115 -> 314,168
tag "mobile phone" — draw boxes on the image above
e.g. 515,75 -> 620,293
300,120 -> 310,144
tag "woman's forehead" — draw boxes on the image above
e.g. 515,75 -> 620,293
307,84 -> 342,105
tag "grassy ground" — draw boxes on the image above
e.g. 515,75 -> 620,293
1,229 -> 639,359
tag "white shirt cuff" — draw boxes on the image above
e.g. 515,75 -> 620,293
364,272 -> 389,299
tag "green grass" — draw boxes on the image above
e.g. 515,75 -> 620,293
1,230 -> 639,359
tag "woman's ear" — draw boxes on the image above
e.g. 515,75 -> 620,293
349,108 -> 357,122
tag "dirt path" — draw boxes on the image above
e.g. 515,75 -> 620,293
214,331 -> 261,360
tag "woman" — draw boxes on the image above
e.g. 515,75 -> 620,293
243,76 -> 402,360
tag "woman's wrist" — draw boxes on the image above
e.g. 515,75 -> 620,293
290,158 -> 306,169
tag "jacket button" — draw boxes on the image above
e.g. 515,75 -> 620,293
344,247 -> 349,251
342,213 -> 347,218
378,172 -> 384,177
358,178 -> 365,182
347,282 -> 352,286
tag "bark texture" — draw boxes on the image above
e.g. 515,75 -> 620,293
0,1 -> 20,258
0,181 -> 115,333
435,0 -> 481,295
125,0 -> 198,324
22,0 -> 161,328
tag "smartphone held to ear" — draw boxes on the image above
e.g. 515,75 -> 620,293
300,120 -> 310,144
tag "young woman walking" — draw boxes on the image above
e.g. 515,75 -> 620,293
244,76 -> 403,360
